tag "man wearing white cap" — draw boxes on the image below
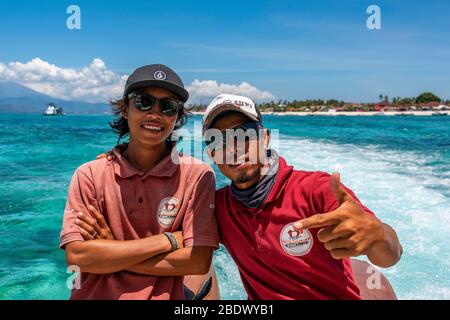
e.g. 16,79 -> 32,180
203,94 -> 402,300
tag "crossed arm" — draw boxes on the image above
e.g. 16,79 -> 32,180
65,206 -> 213,275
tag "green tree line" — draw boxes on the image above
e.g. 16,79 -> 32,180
188,92 -> 447,112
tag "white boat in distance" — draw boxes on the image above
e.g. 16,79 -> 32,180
43,103 -> 64,116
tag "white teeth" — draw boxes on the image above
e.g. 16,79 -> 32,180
142,124 -> 163,131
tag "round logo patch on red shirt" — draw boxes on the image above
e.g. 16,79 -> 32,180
280,223 -> 313,256
157,197 -> 180,227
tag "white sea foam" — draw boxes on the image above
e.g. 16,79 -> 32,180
278,135 -> 450,299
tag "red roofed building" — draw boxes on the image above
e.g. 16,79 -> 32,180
374,102 -> 392,112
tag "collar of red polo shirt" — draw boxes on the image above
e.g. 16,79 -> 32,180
227,157 -> 294,214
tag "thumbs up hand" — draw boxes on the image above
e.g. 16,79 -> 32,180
293,172 -> 386,260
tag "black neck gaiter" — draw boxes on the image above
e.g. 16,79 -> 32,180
230,150 -> 280,208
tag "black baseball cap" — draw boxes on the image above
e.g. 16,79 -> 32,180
123,64 -> 189,102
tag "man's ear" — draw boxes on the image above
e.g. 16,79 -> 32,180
121,102 -> 129,119
264,128 -> 271,149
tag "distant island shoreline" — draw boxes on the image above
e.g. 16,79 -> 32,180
188,92 -> 450,117
2,111 -> 449,117
191,110 -> 450,117
1,82 -> 448,117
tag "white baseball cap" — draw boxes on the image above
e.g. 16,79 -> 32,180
202,94 -> 262,132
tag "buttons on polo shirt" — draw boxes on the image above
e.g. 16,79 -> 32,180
255,213 -> 264,237
135,180 -> 145,209
135,198 -> 145,213
255,232 -> 269,253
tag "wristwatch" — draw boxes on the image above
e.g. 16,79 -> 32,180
163,232 -> 178,251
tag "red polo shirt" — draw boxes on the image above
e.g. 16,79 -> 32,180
215,157 -> 376,300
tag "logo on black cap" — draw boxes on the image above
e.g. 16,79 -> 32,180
154,71 -> 167,80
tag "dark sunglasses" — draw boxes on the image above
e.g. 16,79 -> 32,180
205,122 -> 262,150
128,92 -> 183,116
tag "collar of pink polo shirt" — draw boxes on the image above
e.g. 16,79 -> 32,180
111,146 -> 180,179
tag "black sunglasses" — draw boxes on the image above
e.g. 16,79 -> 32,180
205,122 -> 262,149
128,92 -> 183,116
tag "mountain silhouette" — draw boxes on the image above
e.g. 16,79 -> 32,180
0,81 -> 111,114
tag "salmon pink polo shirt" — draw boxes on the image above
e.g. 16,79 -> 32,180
60,147 -> 219,300
215,157 -> 377,300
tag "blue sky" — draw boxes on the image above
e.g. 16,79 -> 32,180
0,0 -> 449,103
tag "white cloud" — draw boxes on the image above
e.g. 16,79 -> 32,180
186,79 -> 275,103
0,58 -> 276,103
0,58 -> 126,103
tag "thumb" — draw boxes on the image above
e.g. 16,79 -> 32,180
330,172 -> 352,205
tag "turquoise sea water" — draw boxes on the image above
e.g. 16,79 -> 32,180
0,114 -> 449,299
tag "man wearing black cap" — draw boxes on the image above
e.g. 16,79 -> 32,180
60,64 -> 220,300
123,64 -> 189,102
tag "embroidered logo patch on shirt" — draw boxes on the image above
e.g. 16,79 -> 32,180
280,222 -> 313,256
157,197 -> 181,227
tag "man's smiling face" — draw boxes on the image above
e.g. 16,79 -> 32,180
209,111 -> 269,189
124,87 -> 179,148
